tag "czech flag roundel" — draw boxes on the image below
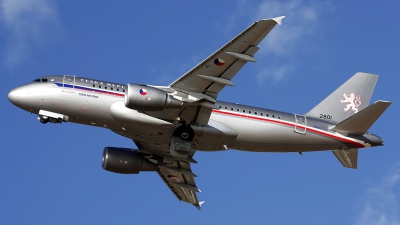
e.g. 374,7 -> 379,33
214,58 -> 225,66
139,88 -> 147,96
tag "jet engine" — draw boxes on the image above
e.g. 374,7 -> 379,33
125,84 -> 182,111
102,147 -> 158,174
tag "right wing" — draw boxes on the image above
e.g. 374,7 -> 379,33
147,16 -> 285,125
169,16 -> 285,96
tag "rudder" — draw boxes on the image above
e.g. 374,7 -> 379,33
305,72 -> 378,123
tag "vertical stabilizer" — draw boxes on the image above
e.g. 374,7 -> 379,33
305,72 -> 378,123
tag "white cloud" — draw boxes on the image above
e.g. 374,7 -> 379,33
255,0 -> 319,55
144,0 -> 329,86
254,0 -> 325,84
256,65 -> 291,84
0,0 -> 61,67
356,163 -> 400,225
225,0 -> 330,85
147,54 -> 205,86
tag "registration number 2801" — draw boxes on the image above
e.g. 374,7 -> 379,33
320,114 -> 332,120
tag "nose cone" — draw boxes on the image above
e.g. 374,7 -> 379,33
8,87 -> 20,106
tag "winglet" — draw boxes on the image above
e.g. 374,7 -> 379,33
272,16 -> 285,25
196,201 -> 205,210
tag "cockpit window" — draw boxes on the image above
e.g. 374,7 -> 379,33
33,78 -> 48,82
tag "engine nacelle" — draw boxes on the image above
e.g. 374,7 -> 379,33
124,84 -> 182,111
102,147 -> 158,174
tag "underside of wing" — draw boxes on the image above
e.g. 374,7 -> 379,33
132,139 -> 203,209
157,161 -> 204,209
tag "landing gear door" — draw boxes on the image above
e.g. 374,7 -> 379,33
63,75 -> 75,92
294,114 -> 307,134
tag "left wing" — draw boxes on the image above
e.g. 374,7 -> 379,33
132,139 -> 203,208
158,160 -> 204,209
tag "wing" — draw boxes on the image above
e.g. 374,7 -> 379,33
147,16 -> 284,125
113,17 -> 284,208
170,16 -> 284,95
158,160 -> 204,209
131,139 -> 203,208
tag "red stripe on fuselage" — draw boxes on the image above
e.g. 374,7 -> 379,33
211,109 -> 366,148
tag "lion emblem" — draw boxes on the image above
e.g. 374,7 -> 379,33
341,93 -> 362,113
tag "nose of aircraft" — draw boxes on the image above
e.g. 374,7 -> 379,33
8,87 -> 20,106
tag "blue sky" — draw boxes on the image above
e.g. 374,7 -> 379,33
1,0 -> 400,224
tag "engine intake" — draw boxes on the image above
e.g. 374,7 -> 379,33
125,84 -> 182,111
102,147 -> 158,174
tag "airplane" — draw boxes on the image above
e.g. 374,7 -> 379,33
7,16 -> 391,209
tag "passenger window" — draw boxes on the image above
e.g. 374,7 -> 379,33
249,111 -> 251,114
243,110 -> 245,113
99,86 -> 102,88
111,88 -> 113,90
123,90 -> 125,92
225,107 -> 228,110
231,108 -> 233,111
219,105 -> 222,109
105,87 -> 107,89
272,115 -> 275,118
278,116 -> 281,119
261,113 -> 264,116
237,109 -> 239,112
117,89 -> 120,91
93,84 -> 95,87
254,112 -> 257,115
266,114 -> 269,117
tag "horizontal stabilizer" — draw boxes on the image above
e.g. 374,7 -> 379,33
332,148 -> 358,169
330,101 -> 391,135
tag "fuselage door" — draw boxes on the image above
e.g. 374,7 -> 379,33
294,114 -> 307,134
63,75 -> 75,92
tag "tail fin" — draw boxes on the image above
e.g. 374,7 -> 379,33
305,72 -> 378,123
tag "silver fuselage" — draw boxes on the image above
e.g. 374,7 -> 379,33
8,75 -> 383,154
